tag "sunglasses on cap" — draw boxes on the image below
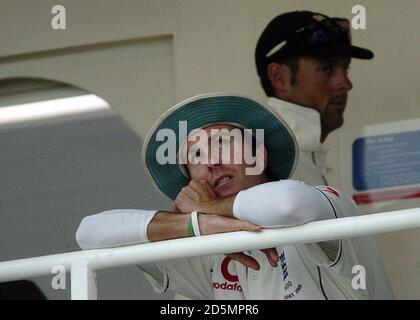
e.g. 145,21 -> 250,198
266,18 -> 351,58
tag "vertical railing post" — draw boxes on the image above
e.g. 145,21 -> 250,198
70,260 -> 97,300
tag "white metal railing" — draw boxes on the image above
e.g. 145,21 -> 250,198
1,207 -> 420,299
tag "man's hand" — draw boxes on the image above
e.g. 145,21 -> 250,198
171,203 -> 181,213
198,209 -> 279,270
148,211 -> 260,242
174,180 -> 234,217
174,180 -> 279,269
199,213 -> 261,235
226,248 -> 279,270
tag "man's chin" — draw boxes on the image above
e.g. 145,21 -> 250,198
333,118 -> 344,130
215,189 -> 235,198
323,114 -> 344,132
336,114 -> 345,128
215,185 -> 240,198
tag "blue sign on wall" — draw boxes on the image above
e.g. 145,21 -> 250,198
352,130 -> 420,191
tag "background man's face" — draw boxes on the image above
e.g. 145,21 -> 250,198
286,56 -> 353,136
186,124 -> 266,198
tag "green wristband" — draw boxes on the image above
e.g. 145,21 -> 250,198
187,214 -> 195,237
187,211 -> 204,237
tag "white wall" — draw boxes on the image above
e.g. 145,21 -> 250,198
1,0 -> 418,133
1,0 -> 419,299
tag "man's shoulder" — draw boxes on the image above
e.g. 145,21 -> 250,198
315,186 -> 360,218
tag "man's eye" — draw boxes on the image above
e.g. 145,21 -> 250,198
188,149 -> 200,160
321,65 -> 333,74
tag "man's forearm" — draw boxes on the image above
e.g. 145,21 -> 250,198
147,211 -> 190,241
148,210 -> 261,242
233,180 -> 335,227
76,208 -> 260,251
200,196 -> 235,217
175,180 -> 336,227
76,210 -> 192,249
76,209 -> 157,249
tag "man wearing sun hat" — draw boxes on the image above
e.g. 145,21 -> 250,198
255,10 -> 374,186
76,93 -> 393,299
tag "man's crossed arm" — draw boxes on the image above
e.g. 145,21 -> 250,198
76,180 -> 335,270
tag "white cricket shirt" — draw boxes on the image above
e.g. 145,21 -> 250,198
267,97 -> 334,186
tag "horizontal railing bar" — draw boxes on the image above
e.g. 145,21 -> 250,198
1,208 -> 420,283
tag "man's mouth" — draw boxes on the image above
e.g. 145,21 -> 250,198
213,175 -> 234,190
329,99 -> 347,111
329,94 -> 347,107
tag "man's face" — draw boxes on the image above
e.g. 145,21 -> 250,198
284,56 -> 353,138
185,124 -> 267,198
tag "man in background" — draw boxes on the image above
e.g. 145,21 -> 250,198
255,10 -> 374,186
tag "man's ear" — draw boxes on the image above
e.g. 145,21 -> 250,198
255,143 -> 268,174
245,142 -> 267,176
267,62 -> 292,95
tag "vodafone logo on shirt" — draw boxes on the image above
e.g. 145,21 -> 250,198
213,257 -> 242,292
221,256 -> 239,282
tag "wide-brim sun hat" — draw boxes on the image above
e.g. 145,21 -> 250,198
142,93 -> 298,200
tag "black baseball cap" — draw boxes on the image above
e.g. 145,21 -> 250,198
255,10 -> 374,77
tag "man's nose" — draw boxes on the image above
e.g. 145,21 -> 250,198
207,154 -> 221,168
207,161 -> 217,169
207,149 -> 226,168
335,69 -> 353,92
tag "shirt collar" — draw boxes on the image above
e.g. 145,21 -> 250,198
267,97 -> 322,151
